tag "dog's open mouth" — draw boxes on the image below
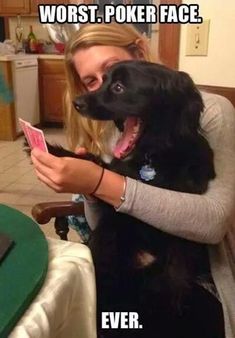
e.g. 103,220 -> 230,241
113,117 -> 142,159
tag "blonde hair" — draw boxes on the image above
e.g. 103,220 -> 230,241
64,23 -> 155,155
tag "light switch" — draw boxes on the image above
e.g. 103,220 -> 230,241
186,20 -> 210,56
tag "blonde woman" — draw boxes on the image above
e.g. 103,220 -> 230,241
31,23 -> 235,337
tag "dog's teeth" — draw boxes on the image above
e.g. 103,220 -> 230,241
131,132 -> 138,140
133,126 -> 139,133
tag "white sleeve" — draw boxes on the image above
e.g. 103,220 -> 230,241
117,93 -> 235,244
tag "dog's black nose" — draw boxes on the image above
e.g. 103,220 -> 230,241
73,98 -> 87,113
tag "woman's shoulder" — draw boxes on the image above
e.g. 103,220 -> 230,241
200,91 -> 235,132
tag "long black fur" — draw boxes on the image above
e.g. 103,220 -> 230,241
32,61 -> 225,337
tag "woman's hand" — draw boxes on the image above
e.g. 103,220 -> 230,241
31,148 -> 104,194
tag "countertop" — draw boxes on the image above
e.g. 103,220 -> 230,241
0,54 -> 64,61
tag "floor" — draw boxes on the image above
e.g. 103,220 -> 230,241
0,128 -> 79,241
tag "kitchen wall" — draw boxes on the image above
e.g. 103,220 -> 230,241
4,1 -> 235,87
7,0 -> 160,58
179,0 -> 235,87
8,17 -> 50,43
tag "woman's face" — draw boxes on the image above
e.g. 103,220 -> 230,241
72,45 -> 134,92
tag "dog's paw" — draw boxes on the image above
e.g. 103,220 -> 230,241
45,143 -> 76,158
46,143 -> 104,166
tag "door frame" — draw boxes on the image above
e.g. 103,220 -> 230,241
158,0 -> 182,69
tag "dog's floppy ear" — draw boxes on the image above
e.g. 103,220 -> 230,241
174,71 -> 204,137
150,66 -> 204,139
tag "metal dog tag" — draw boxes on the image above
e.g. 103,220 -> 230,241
139,165 -> 156,181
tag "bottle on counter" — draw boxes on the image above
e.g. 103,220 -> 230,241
27,25 -> 37,53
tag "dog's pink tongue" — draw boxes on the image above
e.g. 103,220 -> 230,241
113,117 -> 138,159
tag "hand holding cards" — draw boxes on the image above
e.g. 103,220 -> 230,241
19,118 -> 48,152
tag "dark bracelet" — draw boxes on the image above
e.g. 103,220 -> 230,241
90,167 -> 105,195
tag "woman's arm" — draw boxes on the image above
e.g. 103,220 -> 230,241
94,93 -> 235,244
31,93 -> 235,244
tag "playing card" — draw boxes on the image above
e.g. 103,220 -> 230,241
27,126 -> 48,152
19,118 -> 48,152
19,118 -> 32,148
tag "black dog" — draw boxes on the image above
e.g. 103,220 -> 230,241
41,61 -> 225,338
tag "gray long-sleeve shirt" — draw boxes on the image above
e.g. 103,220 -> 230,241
84,92 -> 235,338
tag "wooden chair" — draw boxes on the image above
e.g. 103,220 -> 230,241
31,201 -> 85,240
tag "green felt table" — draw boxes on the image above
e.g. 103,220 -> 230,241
0,204 -> 48,338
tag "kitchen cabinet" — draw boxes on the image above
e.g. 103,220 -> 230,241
38,58 -> 66,124
30,0 -> 72,14
0,62 -> 17,140
0,56 -> 40,141
0,0 -> 94,15
0,0 -> 30,15
31,0 -> 95,15
0,57 -> 65,140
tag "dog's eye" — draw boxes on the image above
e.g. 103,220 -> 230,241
110,82 -> 125,94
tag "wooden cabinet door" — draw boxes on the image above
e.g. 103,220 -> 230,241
30,0 -> 39,14
30,0 -> 72,14
41,74 -> 66,123
0,0 -> 30,14
0,62 -> 17,140
30,0 -> 93,15
39,59 -> 66,124
67,0 -> 94,3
